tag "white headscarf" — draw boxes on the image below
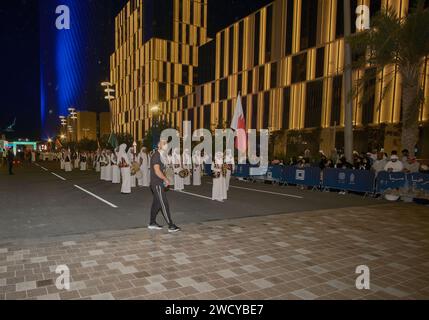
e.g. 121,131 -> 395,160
215,152 -> 224,165
118,144 -> 131,165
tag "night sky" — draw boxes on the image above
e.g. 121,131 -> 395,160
0,0 -> 272,140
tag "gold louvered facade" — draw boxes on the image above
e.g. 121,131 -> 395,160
110,0 -> 429,152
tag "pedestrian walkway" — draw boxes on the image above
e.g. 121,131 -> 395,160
1,203 -> 428,300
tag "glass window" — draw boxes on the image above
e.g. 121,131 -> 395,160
283,87 -> 290,130
292,52 -> 307,84
305,79 -> 323,128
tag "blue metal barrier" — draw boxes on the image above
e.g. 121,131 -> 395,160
323,168 -> 375,193
408,173 -> 429,192
234,164 -> 250,178
376,172 -> 407,193
284,166 -> 321,187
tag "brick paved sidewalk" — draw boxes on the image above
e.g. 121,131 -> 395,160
1,203 -> 429,300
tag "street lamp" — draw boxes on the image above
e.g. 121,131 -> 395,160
101,82 -> 115,129
150,102 -> 161,150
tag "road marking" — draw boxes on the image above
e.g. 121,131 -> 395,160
74,185 -> 118,208
51,172 -> 66,180
207,182 -> 303,199
174,190 -> 213,201
36,164 -> 49,171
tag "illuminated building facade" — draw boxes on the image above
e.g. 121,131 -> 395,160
110,0 -> 429,156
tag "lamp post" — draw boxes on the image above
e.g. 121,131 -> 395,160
101,82 -> 115,134
150,103 -> 161,150
68,107 -> 78,142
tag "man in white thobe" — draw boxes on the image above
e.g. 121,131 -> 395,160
127,147 -> 138,188
172,148 -> 184,191
80,152 -> 87,171
212,152 -> 227,202
64,151 -> 72,172
138,147 -> 151,187
111,149 -> 121,184
118,144 -> 132,194
105,150 -> 113,181
192,152 -> 202,186
100,150 -> 108,180
183,149 -> 192,186
224,149 -> 235,191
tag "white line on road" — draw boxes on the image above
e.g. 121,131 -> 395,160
74,185 -> 118,208
207,182 -> 303,199
51,172 -> 66,180
37,164 -> 49,171
174,190 -> 213,201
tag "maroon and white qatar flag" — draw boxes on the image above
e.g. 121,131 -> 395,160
231,94 -> 247,153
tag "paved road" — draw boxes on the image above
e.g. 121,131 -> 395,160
0,161 -> 388,241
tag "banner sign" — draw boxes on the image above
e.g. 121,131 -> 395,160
284,166 -> 321,187
323,168 -> 375,193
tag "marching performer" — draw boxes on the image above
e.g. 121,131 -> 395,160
165,151 -> 175,187
80,152 -> 87,171
73,151 -> 80,169
118,144 -> 132,194
100,150 -> 107,180
95,150 -> 101,173
192,151 -> 202,186
172,148 -> 184,191
138,147 -> 151,187
127,146 -> 138,188
225,149 -> 235,191
60,150 -> 65,170
105,150 -> 113,181
111,148 -> 121,184
183,149 -> 192,186
64,151 -> 72,172
212,151 -> 227,202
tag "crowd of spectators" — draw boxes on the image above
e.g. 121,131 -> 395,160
271,149 -> 429,175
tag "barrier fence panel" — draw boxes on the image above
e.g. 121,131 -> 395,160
234,164 -> 250,178
408,173 -> 429,192
322,168 -> 375,193
270,165 -> 287,183
376,172 -> 407,194
284,166 -> 321,187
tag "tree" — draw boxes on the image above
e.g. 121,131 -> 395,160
347,0 -> 429,155
348,1 -> 429,156
143,120 -> 174,152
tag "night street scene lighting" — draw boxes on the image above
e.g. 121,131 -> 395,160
0,0 -> 429,316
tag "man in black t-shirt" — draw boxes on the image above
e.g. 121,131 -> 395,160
149,140 -> 181,233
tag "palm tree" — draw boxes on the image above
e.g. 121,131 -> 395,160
348,1 -> 429,156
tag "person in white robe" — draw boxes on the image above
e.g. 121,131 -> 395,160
95,151 -> 101,172
73,152 -> 80,169
138,147 -> 151,187
165,152 -> 175,186
111,149 -> 121,184
64,151 -> 72,172
183,149 -> 192,186
192,151 -> 202,186
127,147 -> 138,188
105,150 -> 113,181
212,152 -> 227,202
60,151 -> 65,170
80,152 -> 87,171
172,148 -> 184,191
224,149 -> 235,191
100,150 -> 107,180
118,144 -> 132,194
